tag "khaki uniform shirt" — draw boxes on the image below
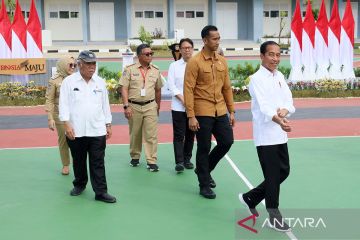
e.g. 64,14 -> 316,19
120,63 -> 164,111
184,48 -> 235,118
45,76 -> 64,124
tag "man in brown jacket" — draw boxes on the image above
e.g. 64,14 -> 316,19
184,25 -> 235,199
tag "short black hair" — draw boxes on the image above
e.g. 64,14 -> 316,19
260,41 -> 280,55
201,25 -> 218,39
136,44 -> 151,56
179,38 -> 194,48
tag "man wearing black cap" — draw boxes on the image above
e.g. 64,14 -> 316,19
59,50 -> 116,203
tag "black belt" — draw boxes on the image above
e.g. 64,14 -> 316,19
129,99 -> 155,106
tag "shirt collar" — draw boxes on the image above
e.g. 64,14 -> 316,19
75,72 -> 96,83
201,47 -> 219,60
177,58 -> 186,65
136,62 -> 151,70
260,65 -> 278,77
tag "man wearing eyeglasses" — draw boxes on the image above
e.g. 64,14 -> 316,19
167,38 -> 195,173
59,50 -> 116,203
120,44 -> 164,172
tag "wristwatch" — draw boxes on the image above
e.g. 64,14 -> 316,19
106,123 -> 111,127
123,104 -> 129,110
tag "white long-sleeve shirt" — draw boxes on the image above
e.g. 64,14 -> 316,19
59,72 -> 112,137
167,58 -> 186,112
249,65 -> 295,147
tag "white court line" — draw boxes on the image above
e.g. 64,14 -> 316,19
212,141 -> 298,240
1,135 -> 359,151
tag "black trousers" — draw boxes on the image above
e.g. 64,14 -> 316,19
66,136 -> 108,195
171,110 -> 195,164
195,115 -> 234,188
244,143 -> 290,210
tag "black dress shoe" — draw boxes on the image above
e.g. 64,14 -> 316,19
175,163 -> 185,173
70,187 -> 85,196
184,162 -> 194,169
209,176 -> 216,188
199,187 -> 216,199
95,193 -> 117,203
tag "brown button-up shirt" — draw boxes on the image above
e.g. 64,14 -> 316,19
184,48 -> 235,118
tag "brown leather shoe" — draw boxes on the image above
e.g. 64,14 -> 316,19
62,166 -> 69,175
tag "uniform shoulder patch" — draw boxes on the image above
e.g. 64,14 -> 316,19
151,64 -> 159,70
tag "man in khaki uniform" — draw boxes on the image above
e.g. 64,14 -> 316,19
120,44 -> 163,172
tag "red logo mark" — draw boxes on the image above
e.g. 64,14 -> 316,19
237,214 -> 258,234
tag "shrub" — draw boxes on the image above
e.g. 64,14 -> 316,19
138,26 -> 153,46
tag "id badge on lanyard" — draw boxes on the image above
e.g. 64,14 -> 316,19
140,68 -> 148,97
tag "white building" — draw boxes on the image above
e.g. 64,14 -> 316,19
17,0 -> 360,42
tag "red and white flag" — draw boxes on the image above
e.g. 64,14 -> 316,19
11,0 -> 28,84
0,0 -> 11,58
27,0 -> 42,58
340,0 -> 355,79
302,0 -> 316,81
315,0 -> 329,79
328,0 -> 343,79
289,0 -> 303,82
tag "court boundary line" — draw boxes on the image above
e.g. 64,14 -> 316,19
1,135 -> 359,151
212,141 -> 298,240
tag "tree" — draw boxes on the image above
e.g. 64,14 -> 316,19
4,0 -> 16,21
278,11 -> 287,44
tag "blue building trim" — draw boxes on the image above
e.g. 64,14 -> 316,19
168,0 -> 174,38
35,0 -> 45,29
208,0 -> 216,25
82,0 -> 88,43
252,0 -> 263,42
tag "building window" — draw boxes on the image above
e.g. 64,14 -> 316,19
263,11 -> 269,17
135,11 -> 143,18
280,10 -> 288,17
71,12 -> 79,18
196,11 -> 204,18
185,11 -> 194,18
155,11 -> 163,18
270,10 -> 279,18
144,11 -> 154,18
176,11 -> 184,18
59,11 -> 69,19
49,12 -> 58,18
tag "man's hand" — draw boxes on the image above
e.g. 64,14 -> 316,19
272,115 -> 292,132
229,112 -> 235,127
277,108 -> 289,118
106,126 -> 112,139
176,94 -> 185,106
48,120 -> 55,131
124,107 -> 133,119
189,117 -> 200,132
64,122 -> 75,140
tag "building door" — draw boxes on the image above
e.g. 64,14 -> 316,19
216,2 -> 238,39
89,2 -> 115,41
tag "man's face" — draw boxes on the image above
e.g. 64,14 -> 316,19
203,31 -> 220,52
179,41 -> 194,61
138,48 -> 153,65
260,44 -> 281,72
79,60 -> 96,80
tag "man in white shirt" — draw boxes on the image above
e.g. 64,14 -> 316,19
167,38 -> 195,173
59,50 -> 116,203
239,41 -> 295,231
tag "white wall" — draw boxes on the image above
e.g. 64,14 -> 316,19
44,0 -> 83,41
131,0 -> 168,38
174,0 -> 208,39
263,0 -> 292,38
